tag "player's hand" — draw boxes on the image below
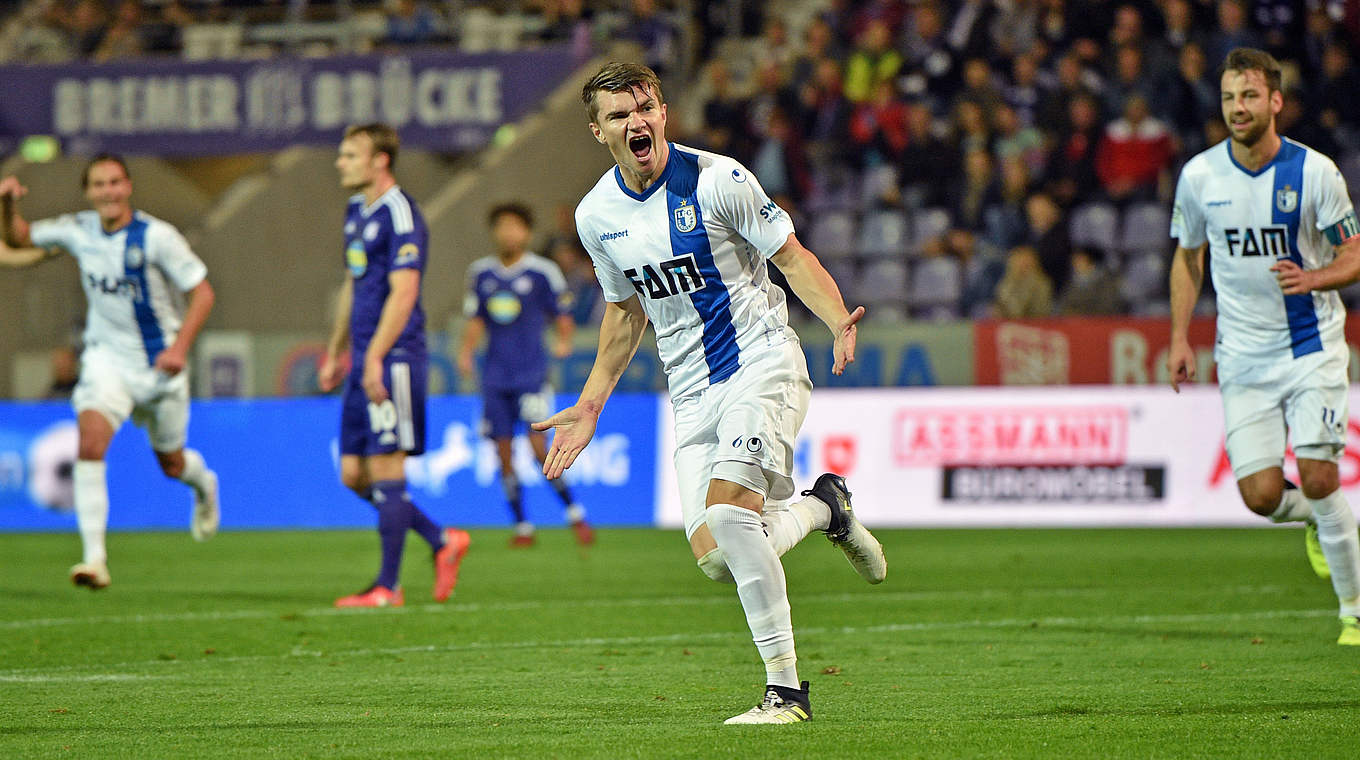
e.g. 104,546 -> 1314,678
1270,259 -> 1315,295
0,176 -> 28,200
1166,339 -> 1196,393
318,354 -> 345,392
361,357 -> 388,403
552,337 -> 571,359
531,404 -> 600,479
831,306 -> 865,376
153,346 -> 188,376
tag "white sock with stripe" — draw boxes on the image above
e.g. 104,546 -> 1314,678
706,503 -> 799,689
176,448 -> 212,494
1269,488 -> 1313,524
74,460 -> 109,566
1310,489 -> 1360,616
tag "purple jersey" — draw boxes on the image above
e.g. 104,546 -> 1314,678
344,186 -> 427,360
463,252 -> 568,391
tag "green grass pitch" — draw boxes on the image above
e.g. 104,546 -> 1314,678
2,527 -> 1359,758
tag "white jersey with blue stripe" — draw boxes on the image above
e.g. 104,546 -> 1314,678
1171,138 -> 1357,383
576,143 -> 798,401
29,209 -> 207,366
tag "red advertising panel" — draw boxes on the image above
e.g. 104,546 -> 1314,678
975,316 -> 1360,385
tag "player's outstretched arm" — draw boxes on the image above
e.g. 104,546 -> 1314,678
532,296 -> 648,479
769,234 -> 864,375
1167,243 -> 1205,393
154,279 -> 215,376
457,316 -> 485,379
319,278 -> 354,393
0,177 -> 32,247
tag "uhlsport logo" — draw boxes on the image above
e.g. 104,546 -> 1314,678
674,199 -> 697,233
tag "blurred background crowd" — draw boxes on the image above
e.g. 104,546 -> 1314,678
2,0 -> 1360,326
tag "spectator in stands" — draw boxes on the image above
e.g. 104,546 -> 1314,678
911,234 -> 964,320
93,0 -> 145,61
1043,90 -> 1103,207
698,59 -> 747,158
1037,0 -> 1072,51
1057,247 -> 1123,315
1095,94 -> 1174,205
849,80 -> 910,168
745,59 -> 802,160
750,107 -> 811,204
898,100 -> 958,208
900,2 -> 959,109
955,57 -> 1003,121
1005,53 -> 1048,128
985,157 -> 1032,250
1165,41 -> 1218,151
621,0 -> 679,75
758,17 -> 796,74
63,0 -> 108,58
1158,0 -> 1203,57
1106,4 -> 1173,82
549,237 -> 602,327
1037,50 -> 1104,130
948,148 -> 999,233
1252,0 -> 1302,58
993,245 -> 1054,318
993,103 -> 1045,175
1102,44 -> 1161,122
945,0 -> 998,61
1280,88 -> 1341,159
1023,191 -> 1072,292
843,19 -> 902,104
385,0 -> 446,46
538,0 -> 593,54
953,98 -> 991,155
951,228 -> 1007,318
1204,0 -> 1262,65
988,0 -> 1040,60
796,58 -> 855,163
790,17 -> 835,87
1311,41 -> 1360,152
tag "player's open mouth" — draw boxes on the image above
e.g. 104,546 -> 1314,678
629,135 -> 652,160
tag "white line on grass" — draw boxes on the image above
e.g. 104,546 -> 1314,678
0,583 -> 1295,632
0,673 -> 170,683
0,606 -> 1335,681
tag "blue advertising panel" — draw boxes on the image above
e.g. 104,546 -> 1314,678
0,394 -> 658,532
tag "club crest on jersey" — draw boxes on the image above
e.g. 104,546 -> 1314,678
673,200 -> 697,233
124,245 -> 144,269
1276,185 -> 1298,214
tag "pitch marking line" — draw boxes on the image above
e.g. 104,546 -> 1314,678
0,584 -> 1296,632
0,606 -> 1336,681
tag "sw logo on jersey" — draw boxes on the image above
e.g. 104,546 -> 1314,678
624,254 -> 706,299
1224,226 -> 1291,257
1276,185 -> 1298,214
674,203 -> 697,233
394,243 -> 421,266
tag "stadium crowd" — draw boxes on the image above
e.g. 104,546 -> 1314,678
6,0 -> 1360,322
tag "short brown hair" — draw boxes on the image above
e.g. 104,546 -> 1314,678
344,123 -> 400,169
488,201 -> 533,229
81,153 -> 130,188
582,62 -> 664,122
1220,47 -> 1282,93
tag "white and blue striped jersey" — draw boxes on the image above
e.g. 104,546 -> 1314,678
1171,138 -> 1359,383
576,143 -> 798,401
29,210 -> 207,366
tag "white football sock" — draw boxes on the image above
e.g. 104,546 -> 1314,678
762,494 -> 832,555
706,503 -> 798,689
176,448 -> 212,494
1269,488 -> 1313,524
74,460 -> 109,566
1310,489 -> 1360,615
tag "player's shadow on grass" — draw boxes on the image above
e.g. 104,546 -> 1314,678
1002,698 -> 1360,720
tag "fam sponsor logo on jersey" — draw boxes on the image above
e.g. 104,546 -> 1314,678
85,273 -> 143,300
623,253 -> 706,299
1223,226 -> 1290,257
485,290 -> 522,324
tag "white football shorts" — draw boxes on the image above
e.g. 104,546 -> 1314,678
73,345 -> 191,452
1221,346 -> 1349,480
671,340 -> 812,539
